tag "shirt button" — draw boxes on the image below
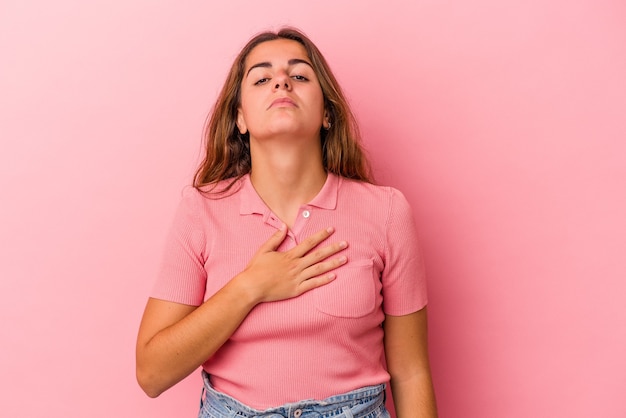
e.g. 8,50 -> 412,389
294,410 -> 303,418
302,210 -> 310,218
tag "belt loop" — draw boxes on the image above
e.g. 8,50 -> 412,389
199,386 -> 206,409
341,406 -> 354,418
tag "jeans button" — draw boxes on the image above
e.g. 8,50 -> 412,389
294,409 -> 302,418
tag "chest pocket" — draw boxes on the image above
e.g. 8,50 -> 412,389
314,260 -> 377,318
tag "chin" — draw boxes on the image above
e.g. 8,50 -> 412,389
257,125 -> 317,139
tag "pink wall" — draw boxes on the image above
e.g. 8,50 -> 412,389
1,1 -> 625,416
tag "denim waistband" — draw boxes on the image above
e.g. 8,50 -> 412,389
200,370 -> 387,418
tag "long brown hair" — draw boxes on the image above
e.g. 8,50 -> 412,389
193,27 -> 372,192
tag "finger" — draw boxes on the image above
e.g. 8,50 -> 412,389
290,227 -> 336,258
301,255 -> 348,280
301,240 -> 348,267
257,224 -> 288,253
296,272 -> 337,295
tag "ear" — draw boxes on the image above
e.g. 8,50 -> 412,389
322,110 -> 330,130
236,108 -> 248,134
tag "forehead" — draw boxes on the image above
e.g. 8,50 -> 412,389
244,39 -> 310,70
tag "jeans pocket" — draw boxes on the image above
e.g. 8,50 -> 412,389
314,260 -> 377,318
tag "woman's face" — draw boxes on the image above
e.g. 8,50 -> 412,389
237,39 -> 328,142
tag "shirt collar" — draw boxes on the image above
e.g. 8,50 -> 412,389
239,173 -> 339,216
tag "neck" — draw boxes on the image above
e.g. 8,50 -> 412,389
249,137 -> 326,227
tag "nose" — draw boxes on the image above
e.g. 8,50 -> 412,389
273,72 -> 291,91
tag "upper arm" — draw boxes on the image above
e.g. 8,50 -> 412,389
384,307 -> 432,381
136,297 -> 197,351
382,189 -> 428,316
385,308 -> 439,417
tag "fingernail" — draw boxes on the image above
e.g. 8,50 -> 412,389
339,241 -> 347,248
326,227 -> 335,233
339,256 -> 347,263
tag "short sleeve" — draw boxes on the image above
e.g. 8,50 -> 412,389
151,187 -> 207,306
382,188 -> 428,315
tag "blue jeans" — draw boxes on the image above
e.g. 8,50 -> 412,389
198,371 -> 390,418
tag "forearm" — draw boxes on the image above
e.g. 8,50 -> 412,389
390,372 -> 438,418
136,274 -> 258,397
136,226 -> 346,397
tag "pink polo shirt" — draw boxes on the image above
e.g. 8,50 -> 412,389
152,173 -> 427,409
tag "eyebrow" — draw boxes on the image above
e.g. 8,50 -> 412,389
245,58 -> 313,78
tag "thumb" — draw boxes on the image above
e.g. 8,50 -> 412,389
258,224 -> 288,253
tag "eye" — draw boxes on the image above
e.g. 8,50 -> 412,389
291,75 -> 309,82
254,78 -> 270,85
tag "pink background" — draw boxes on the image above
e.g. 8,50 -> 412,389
1,1 -> 625,416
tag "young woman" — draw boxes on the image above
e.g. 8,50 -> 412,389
136,27 -> 437,418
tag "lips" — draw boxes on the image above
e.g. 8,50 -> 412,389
269,97 -> 297,109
